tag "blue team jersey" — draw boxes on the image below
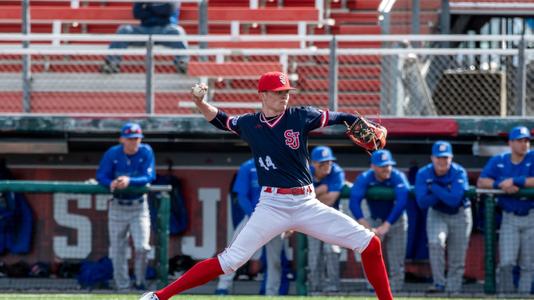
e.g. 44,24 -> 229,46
225,106 -> 329,188
310,162 -> 345,209
414,162 -> 469,214
480,151 -> 534,215
96,143 -> 156,200
232,159 -> 261,216
349,168 -> 409,224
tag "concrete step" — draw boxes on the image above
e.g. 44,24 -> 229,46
0,73 -> 195,92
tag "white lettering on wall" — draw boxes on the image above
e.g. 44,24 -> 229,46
95,194 -> 109,211
53,193 -> 92,259
181,188 -> 219,259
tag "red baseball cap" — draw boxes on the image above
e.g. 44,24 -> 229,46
257,71 -> 296,93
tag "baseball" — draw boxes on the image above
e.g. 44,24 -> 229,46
192,83 -> 207,98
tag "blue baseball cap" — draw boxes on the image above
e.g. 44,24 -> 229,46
371,149 -> 396,167
509,126 -> 531,140
432,141 -> 453,157
120,122 -> 144,139
311,146 -> 336,162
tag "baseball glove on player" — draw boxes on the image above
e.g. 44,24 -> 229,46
345,115 -> 387,154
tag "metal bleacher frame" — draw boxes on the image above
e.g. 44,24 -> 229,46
2,33 -> 533,117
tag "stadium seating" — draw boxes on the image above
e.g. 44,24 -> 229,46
0,0 -> 432,115
0,5 -> 320,36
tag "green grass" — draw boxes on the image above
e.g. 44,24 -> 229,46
0,295 -> 485,300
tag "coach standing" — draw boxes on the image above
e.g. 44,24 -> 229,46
97,122 -> 156,290
477,126 -> 534,294
349,149 -> 408,292
415,141 -> 471,293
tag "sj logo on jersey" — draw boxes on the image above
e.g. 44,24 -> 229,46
284,129 -> 300,150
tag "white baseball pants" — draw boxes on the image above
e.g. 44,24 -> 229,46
217,186 -> 374,275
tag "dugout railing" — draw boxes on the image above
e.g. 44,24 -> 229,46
0,180 -> 172,288
0,180 -> 533,294
295,184 -> 534,295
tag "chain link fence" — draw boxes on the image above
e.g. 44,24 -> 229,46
383,0 -> 441,35
1,34 -> 533,117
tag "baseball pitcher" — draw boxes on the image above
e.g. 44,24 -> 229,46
141,71 -> 392,300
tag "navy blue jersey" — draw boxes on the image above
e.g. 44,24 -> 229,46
480,150 -> 534,215
310,162 -> 345,209
96,143 -> 156,200
223,106 -> 330,188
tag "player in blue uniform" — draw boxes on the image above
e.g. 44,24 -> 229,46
140,71 -> 392,300
96,122 -> 156,290
307,146 -> 345,294
349,149 -> 408,292
477,126 -> 534,294
415,141 -> 471,293
215,158 -> 285,295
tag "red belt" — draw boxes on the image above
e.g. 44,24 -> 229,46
264,186 -> 313,195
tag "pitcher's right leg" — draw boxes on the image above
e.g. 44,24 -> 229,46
361,236 -> 393,300
294,198 -> 392,300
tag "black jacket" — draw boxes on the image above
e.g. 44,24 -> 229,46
133,2 -> 178,27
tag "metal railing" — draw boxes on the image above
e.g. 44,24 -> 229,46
0,180 -> 173,288
294,184 -> 534,295
2,33 -> 534,117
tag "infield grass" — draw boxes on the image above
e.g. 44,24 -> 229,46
0,295 -> 488,300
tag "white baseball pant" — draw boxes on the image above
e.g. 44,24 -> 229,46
217,185 -> 374,277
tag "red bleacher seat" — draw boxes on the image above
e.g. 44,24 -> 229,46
229,79 -> 259,90
298,78 -> 380,92
208,41 -> 301,48
297,65 -> 381,78
393,0 -> 441,10
0,92 -> 23,112
0,6 -> 318,25
188,62 -> 282,78
338,107 -> 379,115
21,91 -> 196,114
330,12 -> 379,24
335,25 -> 381,35
22,1 -> 70,5
347,0 -> 380,10
208,0 -> 249,7
0,1 -> 387,115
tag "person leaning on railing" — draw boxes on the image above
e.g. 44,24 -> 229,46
96,122 -> 156,291
415,141 -> 472,294
477,126 -> 534,294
